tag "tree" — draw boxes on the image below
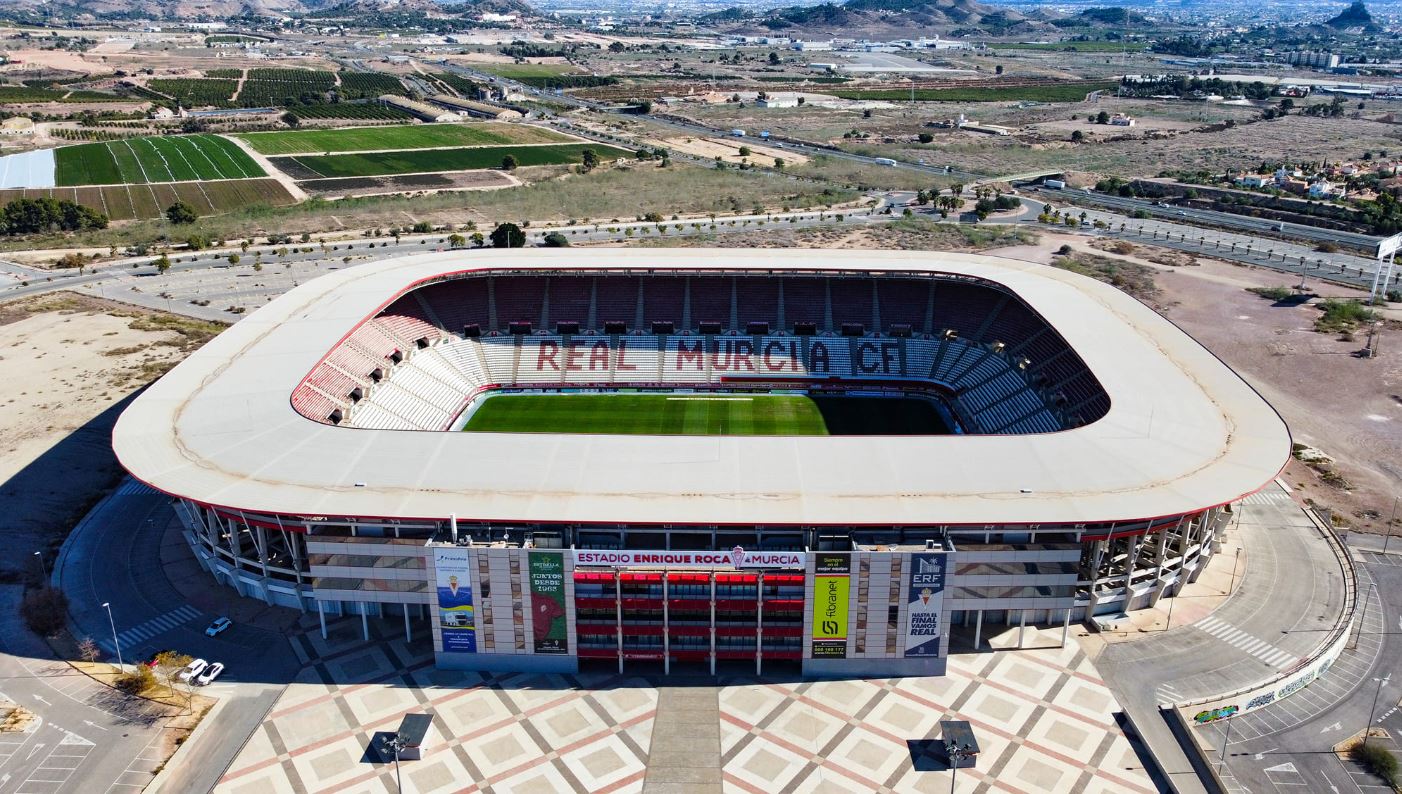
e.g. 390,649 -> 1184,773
20,588 -> 68,636
608,41 -> 625,53
448,233 -> 466,248
1096,110 -> 1110,124
918,132 -> 933,143
228,253 -> 240,265
501,155 -> 518,171
738,146 -> 751,158
1071,130 -> 1084,143
470,231 -> 485,247
581,148 -> 599,171
768,51 -> 781,65
490,222 -> 525,248
156,254 -> 171,275
0,197 -> 106,235
774,157 -> 785,170
166,201 -> 198,224
995,64 -> 1004,75
543,231 -> 570,247
77,637 -> 100,663
185,234 -> 209,250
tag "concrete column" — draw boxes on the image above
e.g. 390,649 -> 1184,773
361,606 -> 369,641
318,599 -> 327,640
663,574 -> 670,676
615,572 -> 624,676
974,610 -> 983,649
755,572 -> 764,677
1018,610 -> 1027,649
404,605 -> 411,643
1061,607 -> 1071,648
709,573 -> 717,676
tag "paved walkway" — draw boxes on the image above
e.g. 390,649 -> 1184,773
216,623 -> 1153,794
1091,481 -> 1348,793
644,685 -> 721,792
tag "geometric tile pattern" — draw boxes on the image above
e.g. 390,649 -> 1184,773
218,623 -> 1152,794
719,628 -> 1156,794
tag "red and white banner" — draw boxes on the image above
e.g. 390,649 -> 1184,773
573,547 -> 804,570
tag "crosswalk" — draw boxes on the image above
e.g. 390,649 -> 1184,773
103,604 -> 202,653
1195,615 -> 1299,668
1240,489 -> 1292,506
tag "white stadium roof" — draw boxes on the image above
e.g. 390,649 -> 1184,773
113,249 -> 1291,527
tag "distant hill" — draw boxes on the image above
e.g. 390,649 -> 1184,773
704,0 -> 1053,37
0,0 -> 533,20
1325,0 -> 1379,30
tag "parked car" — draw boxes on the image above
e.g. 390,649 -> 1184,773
204,617 -> 232,637
177,659 -> 208,682
195,662 -> 224,686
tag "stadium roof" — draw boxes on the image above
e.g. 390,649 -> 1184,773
113,249 -> 1291,527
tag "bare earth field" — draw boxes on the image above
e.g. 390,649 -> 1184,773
0,295 -> 221,576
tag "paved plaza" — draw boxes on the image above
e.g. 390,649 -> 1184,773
215,623 -> 1154,794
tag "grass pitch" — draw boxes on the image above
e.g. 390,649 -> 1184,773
462,394 -> 950,436
235,122 -> 573,155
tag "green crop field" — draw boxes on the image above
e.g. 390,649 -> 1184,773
461,393 -> 950,436
0,178 -> 295,221
54,134 -> 266,186
236,122 -> 573,155
831,81 -> 1118,103
272,143 -> 630,179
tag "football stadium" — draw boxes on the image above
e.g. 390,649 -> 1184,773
113,248 -> 1291,676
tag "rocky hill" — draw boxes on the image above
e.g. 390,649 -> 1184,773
705,0 -> 1054,37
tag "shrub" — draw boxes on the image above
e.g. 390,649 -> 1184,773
20,588 -> 68,636
1315,298 -> 1377,333
113,665 -> 155,695
542,231 -> 569,247
1351,742 -> 1398,789
1247,285 -> 1295,301
165,202 -> 198,225
490,222 -> 525,249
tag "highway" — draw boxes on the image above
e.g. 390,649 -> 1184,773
1030,186 -> 1386,254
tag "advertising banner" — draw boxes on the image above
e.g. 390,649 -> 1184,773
529,551 -> 568,654
904,552 -> 949,658
811,553 -> 851,659
573,547 -> 804,570
433,548 -> 476,653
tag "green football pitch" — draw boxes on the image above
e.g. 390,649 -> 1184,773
461,393 -> 951,436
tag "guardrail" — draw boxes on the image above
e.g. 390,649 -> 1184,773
1169,507 -> 1358,726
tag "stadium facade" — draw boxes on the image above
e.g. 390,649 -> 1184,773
113,249 -> 1290,676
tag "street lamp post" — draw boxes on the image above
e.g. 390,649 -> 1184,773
101,602 -> 122,669
383,734 -> 406,792
1383,497 -> 1398,556
32,551 -> 46,585
945,741 -> 973,794
1363,669 -> 1391,749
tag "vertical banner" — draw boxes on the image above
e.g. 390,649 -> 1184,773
528,551 -> 568,654
904,552 -> 948,658
811,553 -> 851,659
434,548 -> 476,653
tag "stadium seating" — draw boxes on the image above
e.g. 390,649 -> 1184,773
294,272 -> 1104,435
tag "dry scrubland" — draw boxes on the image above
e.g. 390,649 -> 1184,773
0,164 -> 859,251
684,101 -> 1400,179
0,295 -> 222,578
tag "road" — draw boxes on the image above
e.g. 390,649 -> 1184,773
54,480 -> 299,794
0,586 -> 169,794
1031,186 -> 1385,254
1200,541 -> 1400,794
1094,484 -> 1348,794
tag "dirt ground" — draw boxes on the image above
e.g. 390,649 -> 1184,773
658,135 -> 808,168
0,295 -> 222,578
976,233 -> 1402,537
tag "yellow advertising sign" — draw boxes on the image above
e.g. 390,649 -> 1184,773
812,575 -> 850,639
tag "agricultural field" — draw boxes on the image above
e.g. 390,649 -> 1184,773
285,105 -> 412,122
0,178 -> 295,221
830,82 -> 1118,103
474,63 -> 580,79
270,143 -> 631,179
461,393 -> 949,435
145,70 -> 403,109
236,122 -> 573,155
992,42 -> 1148,52
54,135 -> 265,186
0,86 -> 126,103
